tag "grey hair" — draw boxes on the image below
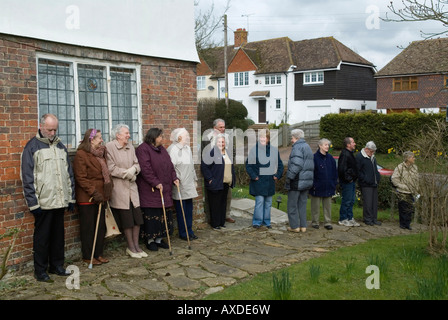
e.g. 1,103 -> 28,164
291,129 -> 304,139
111,124 -> 129,141
213,118 -> 225,128
40,113 -> 58,124
318,138 -> 331,146
403,151 -> 415,162
365,141 -> 377,151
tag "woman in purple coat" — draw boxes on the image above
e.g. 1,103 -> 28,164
136,128 -> 179,251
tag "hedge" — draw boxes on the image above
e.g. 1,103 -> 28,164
320,112 -> 445,153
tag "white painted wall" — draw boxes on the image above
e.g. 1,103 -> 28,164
0,0 -> 199,63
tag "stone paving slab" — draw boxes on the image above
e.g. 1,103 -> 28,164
0,199 -> 428,300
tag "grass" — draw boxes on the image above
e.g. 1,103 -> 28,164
232,185 -> 394,224
204,233 -> 448,300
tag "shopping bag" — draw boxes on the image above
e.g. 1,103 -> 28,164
105,202 -> 121,238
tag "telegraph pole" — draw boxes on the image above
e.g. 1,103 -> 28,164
224,14 -> 229,108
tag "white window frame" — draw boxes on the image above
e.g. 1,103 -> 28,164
197,76 -> 206,90
265,74 -> 282,86
275,99 -> 281,109
234,72 -> 249,87
303,71 -> 324,85
36,52 -> 142,148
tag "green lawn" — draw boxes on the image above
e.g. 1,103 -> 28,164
205,232 -> 448,300
232,185 -> 394,223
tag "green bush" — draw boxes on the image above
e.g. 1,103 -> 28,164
320,112 -> 445,153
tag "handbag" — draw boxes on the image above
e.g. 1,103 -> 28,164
105,202 -> 121,238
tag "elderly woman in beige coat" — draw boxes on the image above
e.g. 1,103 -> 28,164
106,124 -> 147,258
391,151 -> 420,230
168,128 -> 199,241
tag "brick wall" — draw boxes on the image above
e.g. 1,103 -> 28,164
0,33 -> 202,269
377,74 -> 448,110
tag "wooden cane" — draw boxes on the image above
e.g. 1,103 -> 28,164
89,202 -> 102,269
176,184 -> 191,250
159,188 -> 173,255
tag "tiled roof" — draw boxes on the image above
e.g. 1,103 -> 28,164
198,36 -> 374,77
375,37 -> 448,77
291,37 -> 373,71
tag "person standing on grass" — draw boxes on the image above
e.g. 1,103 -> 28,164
337,137 -> 360,227
245,130 -> 284,229
309,138 -> 338,230
285,129 -> 314,233
356,141 -> 381,226
391,151 -> 419,230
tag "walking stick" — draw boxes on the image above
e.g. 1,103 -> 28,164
159,188 -> 173,256
176,184 -> 191,250
89,202 -> 102,269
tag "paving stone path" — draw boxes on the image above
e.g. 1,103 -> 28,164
0,198 -> 427,300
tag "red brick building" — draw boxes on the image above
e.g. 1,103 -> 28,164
375,38 -> 448,113
0,1 -> 201,269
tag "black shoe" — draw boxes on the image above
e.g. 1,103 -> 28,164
34,271 -> 52,282
48,266 -> 70,276
253,225 -> 261,229
312,224 -> 319,229
324,225 -> 333,230
156,239 -> 169,249
373,221 -> 382,226
146,241 -> 158,251
190,234 -> 198,240
365,221 -> 374,226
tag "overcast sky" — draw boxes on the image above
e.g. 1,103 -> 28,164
195,0 -> 445,71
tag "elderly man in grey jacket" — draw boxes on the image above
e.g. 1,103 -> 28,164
285,129 -> 314,232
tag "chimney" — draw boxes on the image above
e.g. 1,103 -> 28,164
234,28 -> 248,47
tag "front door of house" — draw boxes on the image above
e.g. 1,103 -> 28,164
258,100 -> 266,123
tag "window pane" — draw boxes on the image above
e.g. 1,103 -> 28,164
38,59 -> 76,148
276,75 -> 281,84
265,76 -> 269,85
111,67 -> 139,144
245,72 -> 249,85
78,64 -> 109,142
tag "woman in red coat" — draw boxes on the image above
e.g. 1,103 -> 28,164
73,129 -> 113,265
136,128 -> 179,251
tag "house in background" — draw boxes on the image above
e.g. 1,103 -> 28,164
375,38 -> 448,113
0,0 -> 200,267
197,29 -> 377,124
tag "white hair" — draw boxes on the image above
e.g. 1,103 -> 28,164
318,138 -> 331,146
365,141 -> 377,151
170,128 -> 188,143
291,129 -> 304,139
111,124 -> 129,141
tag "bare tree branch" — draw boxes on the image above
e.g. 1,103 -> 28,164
383,0 -> 448,38
195,0 -> 231,51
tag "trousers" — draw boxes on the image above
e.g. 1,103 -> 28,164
33,208 -> 65,273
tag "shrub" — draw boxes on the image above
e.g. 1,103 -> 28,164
320,112 -> 445,153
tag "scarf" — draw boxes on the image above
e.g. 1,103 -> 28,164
90,145 -> 111,184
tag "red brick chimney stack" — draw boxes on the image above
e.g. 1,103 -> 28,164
234,28 -> 248,47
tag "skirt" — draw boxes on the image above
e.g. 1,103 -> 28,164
140,207 -> 173,241
111,201 -> 143,230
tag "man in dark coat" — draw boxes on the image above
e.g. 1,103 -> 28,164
337,137 -> 360,227
356,141 -> 381,226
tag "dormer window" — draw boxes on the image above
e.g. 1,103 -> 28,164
265,74 -> 282,85
303,71 -> 324,85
